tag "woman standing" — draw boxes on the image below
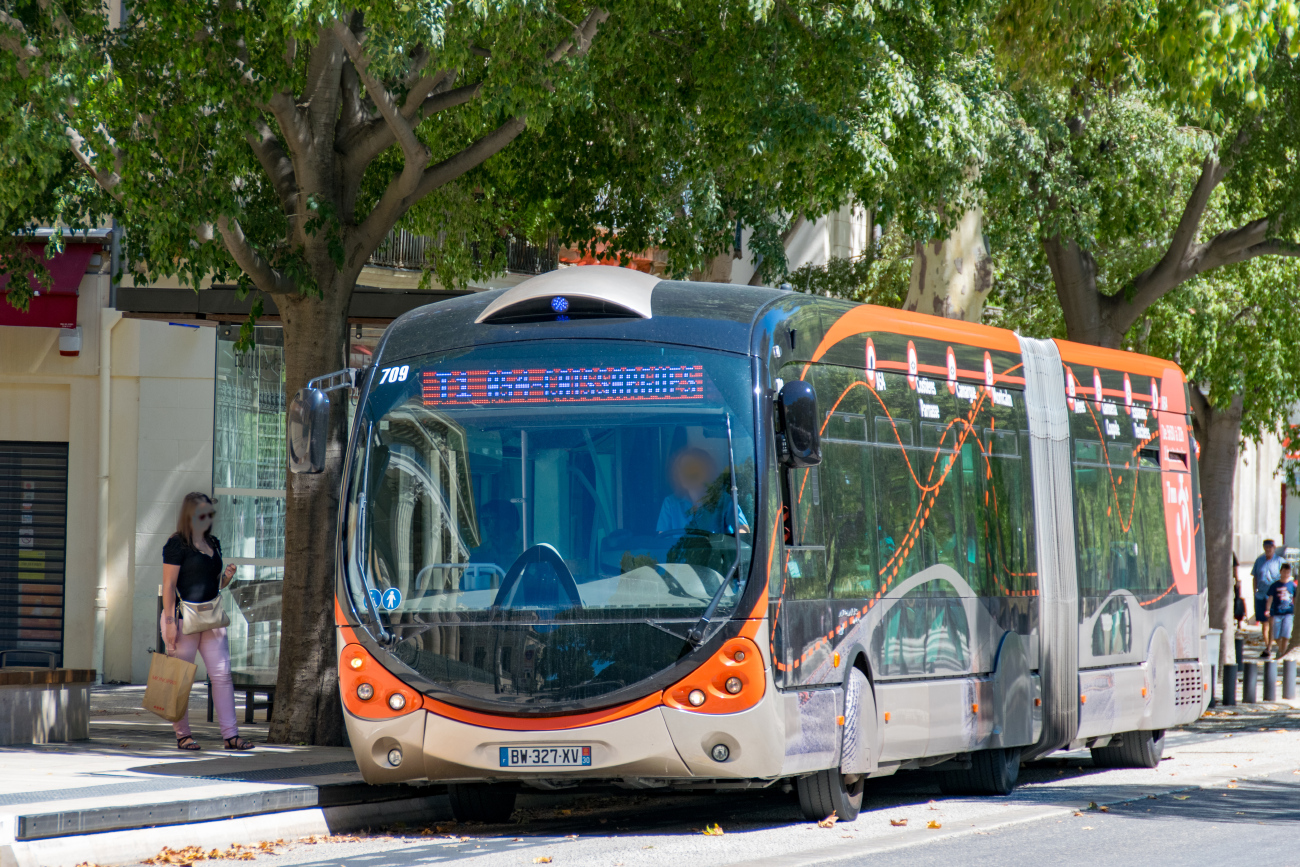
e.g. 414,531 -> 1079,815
161,492 -> 254,751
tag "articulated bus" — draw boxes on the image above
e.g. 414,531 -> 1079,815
288,265 -> 1211,824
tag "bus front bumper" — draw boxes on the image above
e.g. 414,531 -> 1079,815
343,682 -> 787,786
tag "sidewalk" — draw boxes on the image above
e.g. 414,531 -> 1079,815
0,686 -> 446,867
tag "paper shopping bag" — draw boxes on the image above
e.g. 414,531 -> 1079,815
142,652 -> 197,722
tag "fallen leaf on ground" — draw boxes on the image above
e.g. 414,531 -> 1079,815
533,857 -> 552,864
1087,802 -> 1100,811
817,813 -> 839,828
1098,806 -> 1110,813
927,800 -> 939,810
1228,783 -> 1239,789
1073,812 -> 1084,817
1081,826 -> 1094,831
702,824 -> 725,836
1174,795 -> 1190,800
927,820 -> 942,829
890,819 -> 908,827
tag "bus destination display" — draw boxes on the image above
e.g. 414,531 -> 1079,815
422,365 -> 705,406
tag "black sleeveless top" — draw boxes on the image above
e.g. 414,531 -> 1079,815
162,534 -> 224,603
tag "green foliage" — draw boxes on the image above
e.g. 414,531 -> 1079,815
1141,258 -> 1300,442
992,0 -> 1299,110
410,0 -> 1014,287
0,0 -> 107,310
3,0 -> 1012,300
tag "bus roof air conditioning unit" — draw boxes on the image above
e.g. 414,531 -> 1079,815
476,265 -> 660,324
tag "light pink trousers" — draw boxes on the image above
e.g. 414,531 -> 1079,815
162,614 -> 239,740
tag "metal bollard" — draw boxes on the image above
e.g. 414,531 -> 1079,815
1264,661 -> 1278,701
1285,660 -> 1297,700
1243,662 -> 1259,704
1223,663 -> 1238,706
1236,636 -> 1245,667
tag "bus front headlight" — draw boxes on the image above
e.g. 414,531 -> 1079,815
356,683 -> 374,701
388,692 -> 407,711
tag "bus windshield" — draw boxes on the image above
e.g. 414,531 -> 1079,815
345,340 -> 757,709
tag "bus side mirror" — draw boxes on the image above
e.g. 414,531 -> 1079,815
288,387 -> 330,474
777,380 -> 821,468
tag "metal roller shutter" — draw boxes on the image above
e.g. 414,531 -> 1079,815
0,441 -> 69,666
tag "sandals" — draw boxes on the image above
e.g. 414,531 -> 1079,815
224,736 -> 256,751
177,736 -> 201,751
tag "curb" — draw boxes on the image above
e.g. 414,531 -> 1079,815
0,795 -> 450,867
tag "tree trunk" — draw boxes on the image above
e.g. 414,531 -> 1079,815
1041,235 -> 1127,349
1194,394 -> 1244,667
904,209 -> 991,322
269,277 -> 353,745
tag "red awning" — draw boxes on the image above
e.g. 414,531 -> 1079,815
0,242 -> 99,329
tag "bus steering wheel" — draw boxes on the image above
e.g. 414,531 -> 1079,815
492,543 -> 583,609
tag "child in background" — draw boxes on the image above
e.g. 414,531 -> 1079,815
1265,563 -> 1297,660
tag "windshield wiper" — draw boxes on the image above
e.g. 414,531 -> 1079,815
686,413 -> 744,648
358,427 -> 397,645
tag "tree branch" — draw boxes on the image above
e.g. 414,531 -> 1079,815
66,125 -> 124,202
353,117 -> 527,266
333,21 -> 429,173
244,119 -> 299,225
1189,220 -> 1300,271
412,116 -> 527,202
216,215 -> 296,296
0,11 -> 41,77
546,8 -> 609,63
302,23 -> 345,148
344,78 -> 480,170
348,8 -> 608,269
1122,152 -> 1223,315
1113,125 -> 1256,335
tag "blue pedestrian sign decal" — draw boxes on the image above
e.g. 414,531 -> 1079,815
380,587 -> 403,611
368,588 -> 382,610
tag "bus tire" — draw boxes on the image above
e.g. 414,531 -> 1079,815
447,783 -> 518,823
937,747 -> 1021,796
796,767 -> 865,822
1089,729 -> 1164,769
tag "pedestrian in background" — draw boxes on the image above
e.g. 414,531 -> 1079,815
161,492 -> 254,751
1252,539 -> 1284,657
1266,563 -> 1297,660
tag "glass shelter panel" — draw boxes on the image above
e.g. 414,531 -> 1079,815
213,327 -> 286,681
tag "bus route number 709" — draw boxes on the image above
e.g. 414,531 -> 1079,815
377,365 -> 410,385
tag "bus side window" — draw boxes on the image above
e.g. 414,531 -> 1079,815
873,373 -> 920,591
812,364 -> 878,600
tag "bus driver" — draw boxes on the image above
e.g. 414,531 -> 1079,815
656,447 -> 749,536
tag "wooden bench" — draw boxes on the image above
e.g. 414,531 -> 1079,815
0,652 -> 95,745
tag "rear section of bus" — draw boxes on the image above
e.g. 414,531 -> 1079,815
1056,341 -> 1212,744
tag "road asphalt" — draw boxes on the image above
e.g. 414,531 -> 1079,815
89,696 -> 1300,867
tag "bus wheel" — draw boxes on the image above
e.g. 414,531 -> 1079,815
796,768 -> 865,823
1089,730 -> 1164,769
447,783 -> 518,823
937,747 -> 1021,796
